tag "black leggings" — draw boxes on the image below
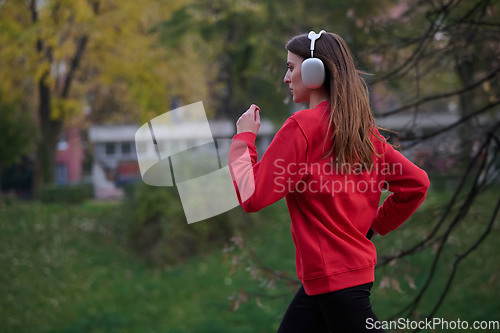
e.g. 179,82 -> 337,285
277,282 -> 386,333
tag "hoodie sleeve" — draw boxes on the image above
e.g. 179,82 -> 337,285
228,117 -> 307,212
371,145 -> 430,235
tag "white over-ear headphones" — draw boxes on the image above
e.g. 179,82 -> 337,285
301,30 -> 326,89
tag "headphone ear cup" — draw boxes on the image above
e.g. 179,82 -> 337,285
301,58 -> 325,89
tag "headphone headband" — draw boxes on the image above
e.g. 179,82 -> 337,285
308,30 -> 326,58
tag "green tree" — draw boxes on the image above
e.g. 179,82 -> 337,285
158,0 -> 390,123
0,97 -> 35,190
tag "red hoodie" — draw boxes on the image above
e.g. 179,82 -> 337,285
228,101 -> 430,295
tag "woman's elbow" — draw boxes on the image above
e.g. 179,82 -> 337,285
421,172 -> 430,193
240,199 -> 263,213
415,172 -> 430,199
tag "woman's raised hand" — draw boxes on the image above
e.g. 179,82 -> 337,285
236,104 -> 261,135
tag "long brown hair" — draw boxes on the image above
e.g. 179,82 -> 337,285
286,32 -> 385,173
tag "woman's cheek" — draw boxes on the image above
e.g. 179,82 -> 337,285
293,89 -> 305,103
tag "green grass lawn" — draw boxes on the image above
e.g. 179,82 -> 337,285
0,180 -> 499,332
0,199 -> 292,333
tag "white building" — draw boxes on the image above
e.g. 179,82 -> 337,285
88,119 -> 274,199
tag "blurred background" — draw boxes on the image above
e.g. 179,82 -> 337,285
0,0 -> 499,332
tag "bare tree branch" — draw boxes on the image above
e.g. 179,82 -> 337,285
370,33 -> 434,85
376,126 -> 496,266
461,20 -> 500,27
401,101 -> 500,145
389,131 -> 495,319
375,66 -> 500,117
60,1 -> 100,98
453,0 -> 490,24
370,0 -> 463,85
417,194 -> 500,332
61,36 -> 89,98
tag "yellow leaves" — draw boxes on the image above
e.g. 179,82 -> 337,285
39,0 -> 95,30
34,61 -> 51,83
1,0 -> 212,126
0,5 -> 39,81
142,0 -> 191,29
51,98 -> 81,120
72,0 -> 95,23
53,39 -> 76,61
0,1 -> 31,27
83,2 -> 210,122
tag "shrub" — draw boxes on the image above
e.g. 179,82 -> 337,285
123,182 -> 249,266
0,192 -> 18,207
37,183 -> 94,204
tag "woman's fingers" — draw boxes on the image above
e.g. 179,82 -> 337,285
249,104 -> 260,121
251,104 -> 260,114
235,104 -> 261,135
241,105 -> 260,122
253,104 -> 260,121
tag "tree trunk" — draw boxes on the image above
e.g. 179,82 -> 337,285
33,73 -> 63,193
29,1 -> 95,194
